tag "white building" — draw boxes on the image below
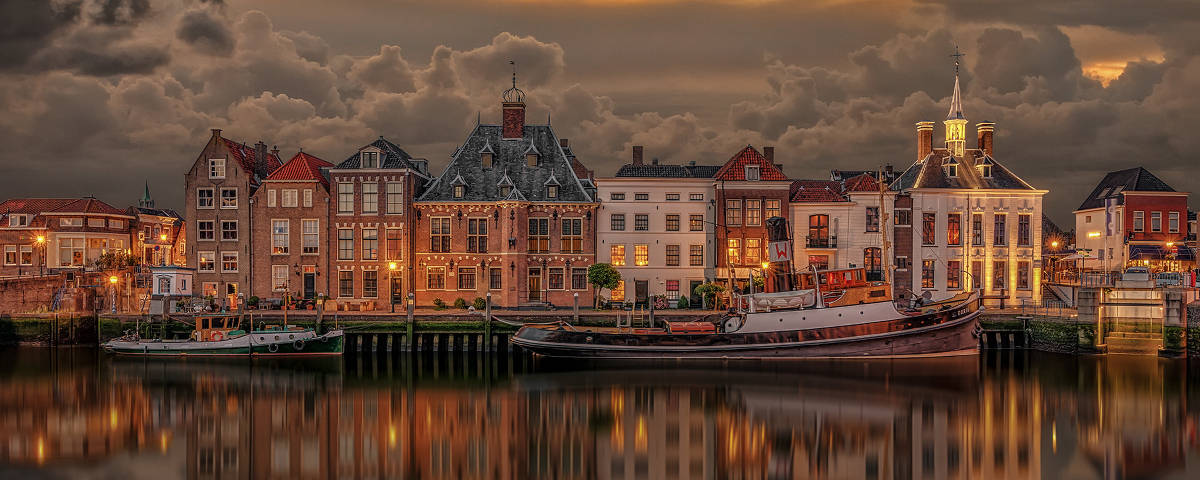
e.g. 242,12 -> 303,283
789,174 -> 894,281
595,146 -> 719,306
890,71 -> 1047,307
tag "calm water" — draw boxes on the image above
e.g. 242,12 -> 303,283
0,348 -> 1197,480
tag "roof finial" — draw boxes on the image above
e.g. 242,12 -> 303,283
502,60 -> 525,103
946,45 -> 966,121
950,44 -> 965,74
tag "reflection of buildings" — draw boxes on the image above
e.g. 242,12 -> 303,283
598,387 -> 716,480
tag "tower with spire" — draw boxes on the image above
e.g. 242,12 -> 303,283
944,46 -> 967,157
139,181 -> 154,208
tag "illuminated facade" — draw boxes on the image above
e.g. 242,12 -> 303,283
1073,167 -> 1193,273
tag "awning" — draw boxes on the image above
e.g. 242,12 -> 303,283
1128,244 -> 1195,261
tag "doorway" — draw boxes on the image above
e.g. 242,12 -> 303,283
527,268 -> 542,302
390,276 -> 403,306
635,280 -> 648,306
689,280 -> 703,308
303,273 -> 316,298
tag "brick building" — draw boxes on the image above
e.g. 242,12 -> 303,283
131,183 -> 186,268
1074,167 -> 1193,272
249,151 -> 335,301
413,78 -> 598,308
713,145 -> 791,291
184,129 -> 282,302
0,197 -> 134,278
328,138 -> 430,310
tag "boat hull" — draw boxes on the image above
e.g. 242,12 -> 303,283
511,298 -> 981,359
103,330 -> 344,357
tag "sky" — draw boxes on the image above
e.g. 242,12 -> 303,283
1,0 -> 1197,226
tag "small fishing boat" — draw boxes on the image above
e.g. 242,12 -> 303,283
103,314 -> 344,357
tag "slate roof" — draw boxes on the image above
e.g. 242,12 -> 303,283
133,207 -> 182,219
614,162 -> 721,179
268,151 -> 334,188
1076,167 -> 1175,211
790,180 -> 847,203
713,145 -> 788,181
335,137 -> 427,175
221,139 -> 283,179
890,148 -> 1035,191
419,124 -> 594,203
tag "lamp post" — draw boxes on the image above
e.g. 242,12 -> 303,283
389,262 -> 398,313
34,235 -> 45,276
109,275 -> 119,313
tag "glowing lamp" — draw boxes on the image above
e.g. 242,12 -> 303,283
388,262 -> 398,271
109,275 -> 119,284
35,235 -> 45,244
761,262 -> 770,270
1050,240 -> 1059,248
1165,241 -> 1175,248
160,234 -> 168,241
1087,231 -> 1101,238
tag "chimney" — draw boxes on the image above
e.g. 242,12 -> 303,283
211,128 -> 222,140
976,122 -> 995,156
916,121 -> 934,162
632,145 -> 644,166
560,138 -> 569,148
763,146 -> 775,164
254,141 -> 269,176
502,101 -> 525,139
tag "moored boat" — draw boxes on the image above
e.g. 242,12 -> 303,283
103,314 -> 344,357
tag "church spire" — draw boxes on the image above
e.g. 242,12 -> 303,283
944,45 -> 967,156
139,181 -> 154,208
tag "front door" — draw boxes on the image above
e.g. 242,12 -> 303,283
302,273 -> 316,298
528,268 -> 542,302
635,280 -> 648,306
390,277 -> 403,306
689,280 -> 703,308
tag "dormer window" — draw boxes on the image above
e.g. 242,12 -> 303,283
526,154 -> 538,167
547,185 -> 558,198
942,157 -> 959,178
745,165 -> 760,181
500,185 -> 512,197
978,157 -> 994,178
454,185 -> 465,199
8,214 -> 28,227
481,153 -> 493,169
362,151 -> 379,168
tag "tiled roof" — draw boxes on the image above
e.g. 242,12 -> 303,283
1076,167 -> 1175,211
790,180 -> 847,203
335,137 -> 424,172
221,139 -> 282,179
843,173 -> 881,193
419,124 -> 593,203
713,145 -> 788,181
1,197 -> 130,219
614,162 -> 721,178
268,151 -> 334,188
891,148 -> 1035,191
134,207 -> 182,219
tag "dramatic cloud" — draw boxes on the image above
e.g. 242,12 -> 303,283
0,0 -> 1197,225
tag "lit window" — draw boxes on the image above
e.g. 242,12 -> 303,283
198,251 -> 215,272
726,199 -> 742,226
745,238 -> 760,265
221,252 -> 238,272
634,244 -> 648,266
610,245 -> 625,266
272,265 -> 289,291
727,238 -> 741,265
271,220 -> 289,254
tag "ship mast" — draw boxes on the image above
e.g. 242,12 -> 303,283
878,167 -> 891,285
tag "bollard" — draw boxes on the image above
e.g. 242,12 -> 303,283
406,292 -> 415,351
573,292 -> 579,324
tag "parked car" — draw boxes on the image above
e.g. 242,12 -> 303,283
1154,271 -> 1182,287
1121,266 -> 1150,282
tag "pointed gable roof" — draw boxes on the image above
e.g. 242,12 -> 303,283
891,149 -> 1035,191
220,139 -> 283,179
335,137 -> 425,173
0,197 -> 130,218
843,173 -> 881,193
419,123 -> 593,203
1077,167 -> 1176,211
267,151 -> 334,188
713,145 -> 788,181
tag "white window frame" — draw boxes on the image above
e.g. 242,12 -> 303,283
220,188 -> 238,209
19,245 -> 33,265
386,182 -> 404,214
282,189 -> 298,208
8,214 -> 28,227
1169,211 -> 1180,233
60,217 -> 83,227
197,188 -> 214,209
220,252 -> 238,273
272,219 -> 289,255
221,220 -> 238,241
109,219 -> 124,230
197,220 -> 214,241
198,251 -> 216,272
303,189 -> 313,208
302,219 -> 319,255
744,165 -> 760,181
268,189 -> 277,208
3,245 -> 15,265
208,158 -> 225,179
362,183 -> 378,214
272,265 -> 289,291
87,218 -> 105,228
337,183 -> 354,214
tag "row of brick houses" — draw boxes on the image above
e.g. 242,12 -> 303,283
179,69 -> 1054,309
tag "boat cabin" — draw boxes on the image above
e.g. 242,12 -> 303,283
193,315 -> 245,342
797,268 -> 871,290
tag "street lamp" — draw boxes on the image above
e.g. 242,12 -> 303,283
109,275 -> 119,313
388,262 -> 398,313
34,235 -> 45,276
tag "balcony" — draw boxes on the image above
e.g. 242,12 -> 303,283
806,235 -> 837,249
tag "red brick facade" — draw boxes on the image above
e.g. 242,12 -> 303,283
712,146 -> 791,287
1123,192 -> 1188,244
249,175 -> 333,301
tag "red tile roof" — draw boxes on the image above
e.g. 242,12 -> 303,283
843,173 -> 881,193
0,197 -> 127,216
790,180 -> 846,202
266,151 -> 334,188
222,138 -> 283,178
713,145 -> 788,181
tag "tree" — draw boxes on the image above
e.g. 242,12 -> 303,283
693,282 -> 726,310
587,263 -> 621,307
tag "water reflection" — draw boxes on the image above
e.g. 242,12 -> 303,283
0,349 -> 1197,479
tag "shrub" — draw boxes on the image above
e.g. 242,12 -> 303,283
246,296 -> 260,307
453,298 -> 468,309
432,298 -> 446,310
676,296 -> 689,309
472,297 -> 487,310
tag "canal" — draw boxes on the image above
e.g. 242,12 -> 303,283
0,348 -> 1197,479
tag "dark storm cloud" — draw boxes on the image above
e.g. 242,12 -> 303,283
919,0 -> 1200,31
176,8 -> 235,56
91,0 -> 152,25
0,0 -> 82,69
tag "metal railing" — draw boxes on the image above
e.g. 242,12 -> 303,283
805,235 -> 837,248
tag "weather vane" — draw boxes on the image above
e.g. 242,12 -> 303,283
950,45 -> 965,74
510,60 -> 517,89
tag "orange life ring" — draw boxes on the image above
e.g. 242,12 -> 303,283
211,331 -> 225,342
